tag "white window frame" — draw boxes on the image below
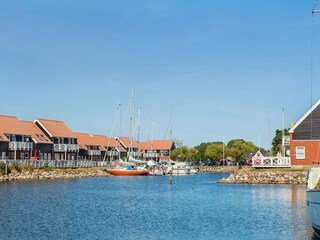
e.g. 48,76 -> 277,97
296,146 -> 305,160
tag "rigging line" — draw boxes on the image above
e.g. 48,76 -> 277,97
103,107 -> 119,162
162,106 -> 174,141
132,108 -> 140,142
121,99 -> 131,136
161,106 -> 174,150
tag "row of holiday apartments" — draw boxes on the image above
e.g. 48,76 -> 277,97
3,97 -> 320,166
0,115 -> 175,162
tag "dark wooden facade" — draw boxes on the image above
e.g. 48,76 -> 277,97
290,100 -> 320,165
292,104 -> 320,140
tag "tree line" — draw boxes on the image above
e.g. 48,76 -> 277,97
171,128 -> 289,161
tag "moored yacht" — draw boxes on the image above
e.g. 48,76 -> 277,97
167,161 -> 193,175
307,167 -> 320,237
107,166 -> 149,176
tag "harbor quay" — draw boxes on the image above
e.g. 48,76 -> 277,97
0,163 -> 308,184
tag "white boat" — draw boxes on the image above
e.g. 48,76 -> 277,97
307,167 -> 320,237
167,161 -> 196,175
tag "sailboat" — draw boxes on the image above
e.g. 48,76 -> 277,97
307,2 -> 320,237
107,166 -> 149,176
107,90 -> 149,176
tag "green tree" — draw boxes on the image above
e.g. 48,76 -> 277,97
194,141 -> 222,160
227,139 -> 258,161
271,128 -> 289,156
205,143 -> 225,160
171,146 -> 189,161
188,148 -> 199,161
227,139 -> 245,148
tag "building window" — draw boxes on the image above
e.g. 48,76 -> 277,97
296,146 -> 305,160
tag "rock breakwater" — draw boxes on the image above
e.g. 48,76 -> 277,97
0,168 -> 110,182
218,169 -> 308,184
197,166 -> 237,173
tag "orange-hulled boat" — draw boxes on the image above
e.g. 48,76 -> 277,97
107,168 -> 149,176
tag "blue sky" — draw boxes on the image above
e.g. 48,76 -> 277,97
0,0 -> 319,149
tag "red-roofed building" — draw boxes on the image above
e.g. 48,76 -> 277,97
289,99 -> 320,166
140,140 -> 175,161
74,133 -> 121,161
35,118 -> 79,160
115,136 -> 142,159
0,115 -> 52,160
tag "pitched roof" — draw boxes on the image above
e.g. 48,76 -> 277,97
74,133 -> 119,151
141,140 -> 174,151
35,118 -> 76,138
21,121 -> 52,144
117,137 -> 139,148
0,115 -> 29,138
74,132 -> 97,150
0,115 -> 52,143
289,99 -> 320,133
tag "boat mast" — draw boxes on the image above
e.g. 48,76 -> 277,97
282,107 -> 285,157
169,115 -> 173,161
311,1 -> 320,140
268,110 -> 271,156
118,103 -> 121,161
137,108 -> 141,159
128,88 -> 134,161
222,135 -> 225,161
151,119 -> 154,161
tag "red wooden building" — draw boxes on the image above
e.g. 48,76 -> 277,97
289,100 -> 320,166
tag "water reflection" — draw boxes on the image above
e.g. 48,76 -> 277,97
290,185 -> 315,239
0,174 -> 318,240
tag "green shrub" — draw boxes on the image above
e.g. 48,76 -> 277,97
41,161 -> 51,171
22,163 -> 34,172
10,162 -> 22,173
0,162 -> 6,175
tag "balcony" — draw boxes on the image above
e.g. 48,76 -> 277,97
106,151 -> 119,156
54,144 -> 79,152
88,150 -> 101,156
127,152 -> 142,157
9,141 -> 33,151
145,153 -> 159,158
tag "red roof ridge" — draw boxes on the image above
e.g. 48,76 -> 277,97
0,115 -> 19,119
20,120 -> 34,123
35,118 -> 64,123
74,132 -> 89,135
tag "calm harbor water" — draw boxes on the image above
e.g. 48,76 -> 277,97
0,173 -> 317,240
